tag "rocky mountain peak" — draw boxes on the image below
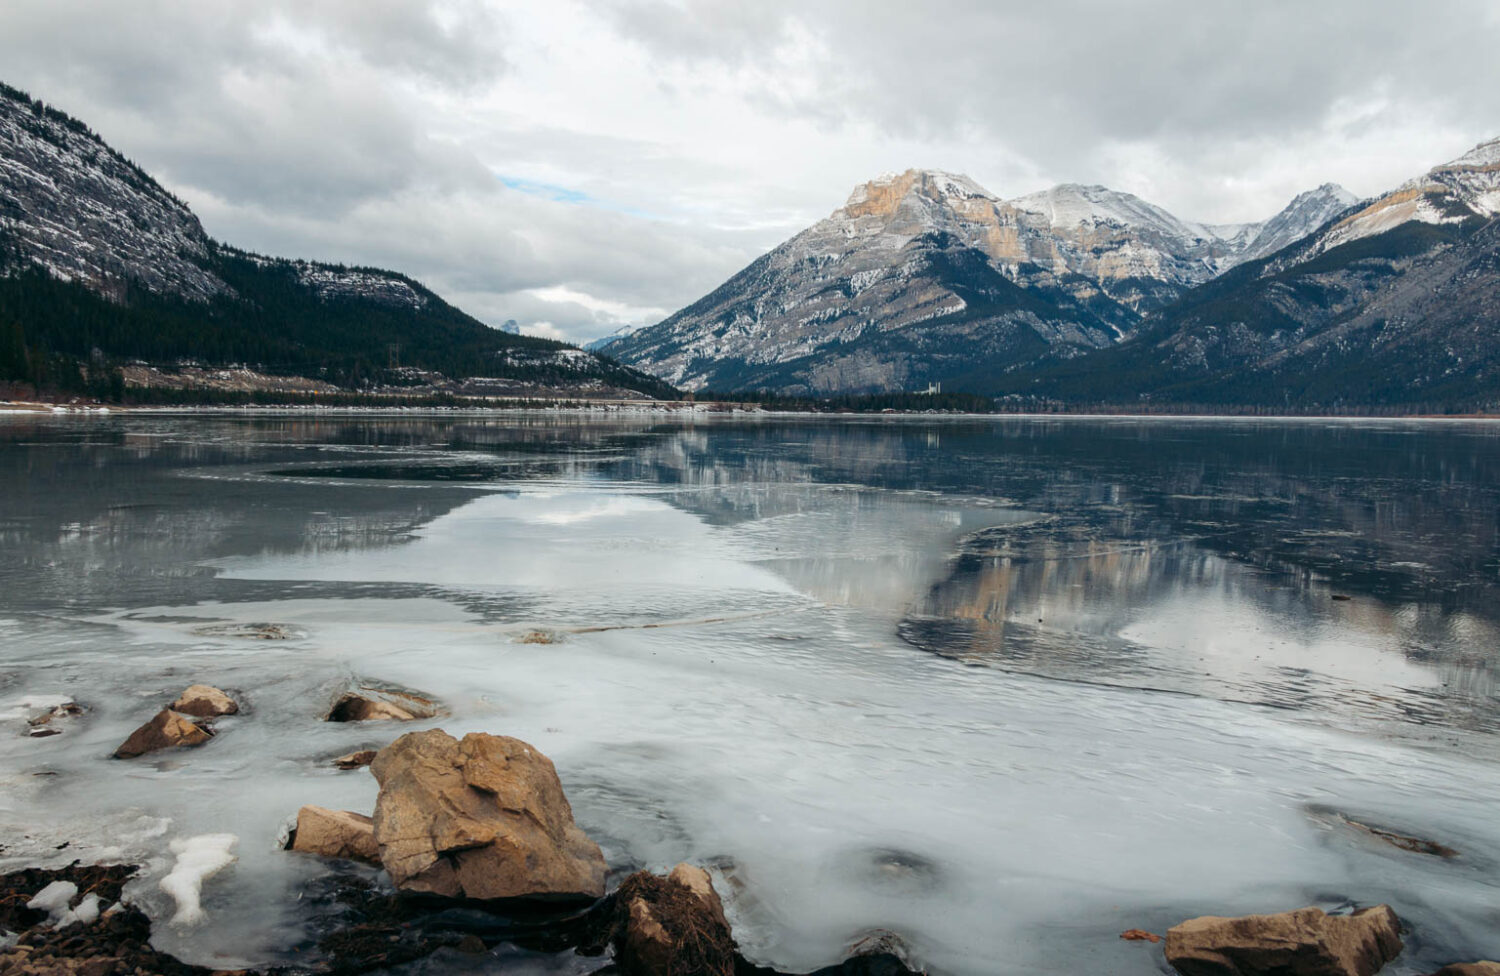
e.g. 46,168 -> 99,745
1238,182 -> 1360,261
841,169 -> 995,221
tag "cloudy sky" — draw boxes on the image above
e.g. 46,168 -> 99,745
2,0 -> 1497,344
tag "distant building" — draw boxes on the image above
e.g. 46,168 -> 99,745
916,381 -> 941,395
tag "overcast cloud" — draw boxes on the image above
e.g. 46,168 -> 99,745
1,0 -> 1496,344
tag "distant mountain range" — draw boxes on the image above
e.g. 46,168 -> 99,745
0,81 -> 675,400
604,143 -> 1500,409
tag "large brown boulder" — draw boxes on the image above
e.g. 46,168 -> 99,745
1166,905 -> 1403,976
369,730 -> 606,901
288,806 -> 379,864
611,864 -> 734,976
170,685 -> 238,719
112,710 -> 213,759
1426,966 -> 1500,976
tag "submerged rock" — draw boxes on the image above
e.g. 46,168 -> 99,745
332,750 -> 378,770
824,929 -> 923,976
23,702 -> 85,739
1165,905 -> 1402,976
112,709 -> 213,759
1426,965 -> 1500,976
169,685 -> 238,719
370,730 -> 606,901
288,806 -> 379,865
610,864 -> 735,976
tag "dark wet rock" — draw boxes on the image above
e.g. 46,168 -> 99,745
327,689 -> 439,723
112,709 -> 212,759
820,930 -> 923,976
1,904 -> 214,976
608,864 -> 734,976
333,750 -> 378,770
313,873 -> 610,976
169,685 -> 238,719
1425,965 -> 1500,976
370,730 -> 607,901
1165,905 -> 1403,976
0,864 -> 213,976
288,806 -> 380,865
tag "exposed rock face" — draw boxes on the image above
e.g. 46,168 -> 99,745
369,730 -> 607,901
288,806 -> 379,864
1165,905 -> 1403,976
112,709 -> 212,759
611,864 -> 735,976
169,685 -> 238,719
0,82 -> 226,301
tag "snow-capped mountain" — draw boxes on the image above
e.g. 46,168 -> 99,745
1001,138 -> 1500,409
584,322 -> 646,351
1236,183 -> 1360,261
1309,137 -> 1500,256
0,80 -> 675,399
606,167 -> 1360,394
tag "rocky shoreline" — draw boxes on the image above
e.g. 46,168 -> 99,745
4,682 -> 1495,976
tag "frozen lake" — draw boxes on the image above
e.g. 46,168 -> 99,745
2,413 -> 1499,975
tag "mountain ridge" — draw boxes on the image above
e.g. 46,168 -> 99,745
604,165 -> 1364,394
0,80 -> 675,400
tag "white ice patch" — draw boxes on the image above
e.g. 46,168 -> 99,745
71,893 -> 102,926
25,881 -> 78,927
161,834 -> 238,925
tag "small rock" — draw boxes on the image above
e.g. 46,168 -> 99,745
370,729 -> 606,901
1165,905 -> 1402,976
455,934 -> 486,954
113,710 -> 213,759
327,690 -> 437,723
288,806 -> 380,864
611,864 -> 735,976
27,727 -> 63,738
1425,966 -> 1500,976
26,702 -> 85,728
832,929 -> 922,975
1121,929 -> 1163,943
332,750 -> 378,770
170,685 -> 239,719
